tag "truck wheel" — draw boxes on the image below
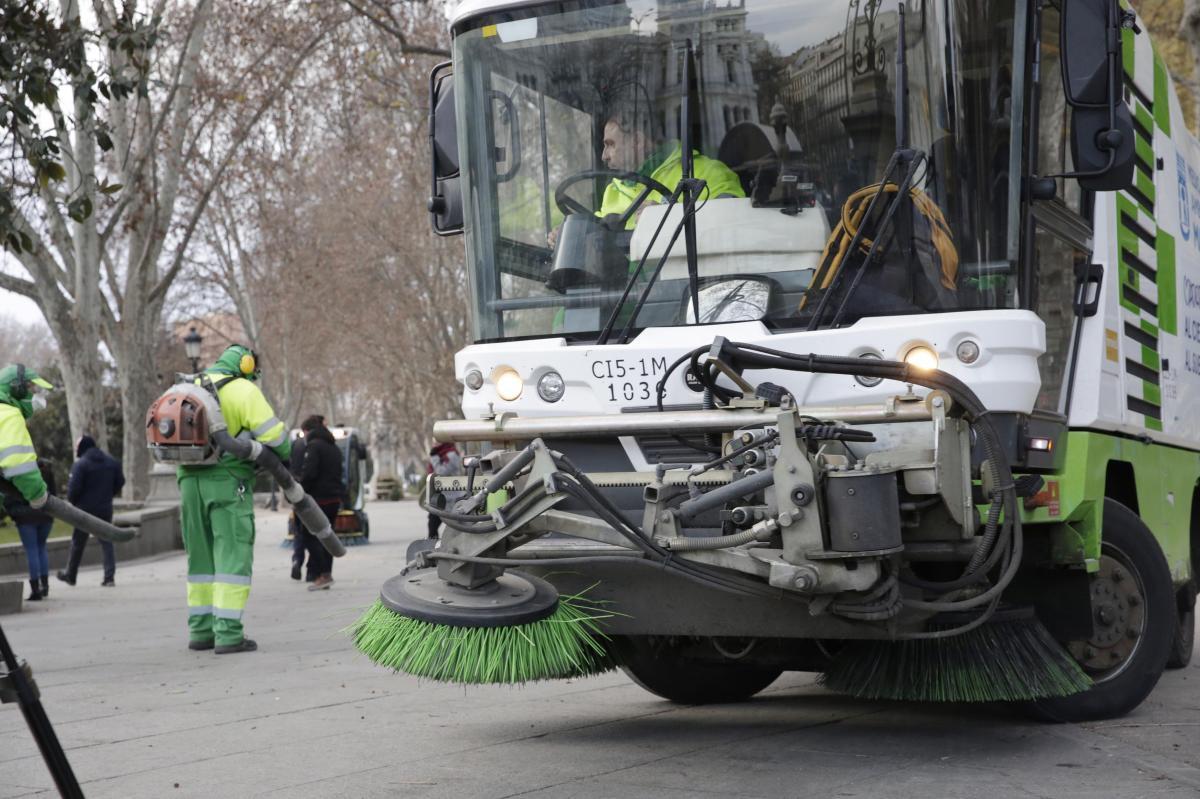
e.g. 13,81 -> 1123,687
1167,584 -> 1195,669
1030,500 -> 1175,722
613,636 -> 782,704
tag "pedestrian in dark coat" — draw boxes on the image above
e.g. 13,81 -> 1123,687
299,416 -> 344,591
57,435 -> 125,587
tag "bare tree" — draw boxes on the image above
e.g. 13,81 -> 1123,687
342,0 -> 450,57
2,1 -> 343,496
195,4 -> 465,462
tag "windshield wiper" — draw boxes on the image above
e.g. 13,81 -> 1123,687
806,2 -> 925,331
595,39 -> 705,347
616,177 -> 706,344
595,184 -> 684,345
679,38 -> 702,326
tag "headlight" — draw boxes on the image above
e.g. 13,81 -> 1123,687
854,352 -> 883,387
902,345 -> 939,371
537,371 -> 565,402
464,369 -> 484,391
493,367 -> 523,401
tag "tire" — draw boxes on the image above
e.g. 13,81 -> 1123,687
1167,585 -> 1195,669
613,636 -> 782,705
1030,500 -> 1175,722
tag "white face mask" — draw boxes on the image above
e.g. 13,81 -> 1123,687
31,393 -> 47,413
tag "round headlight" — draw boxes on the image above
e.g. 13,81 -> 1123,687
464,369 -> 484,391
158,418 -> 175,438
493,367 -> 523,401
537,371 -> 565,402
955,340 -> 981,365
854,352 -> 883,387
902,345 -> 939,371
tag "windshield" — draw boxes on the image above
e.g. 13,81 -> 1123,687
455,0 -> 1019,342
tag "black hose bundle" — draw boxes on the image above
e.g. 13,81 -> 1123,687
687,339 -> 1021,636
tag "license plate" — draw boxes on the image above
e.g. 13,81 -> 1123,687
590,356 -> 668,403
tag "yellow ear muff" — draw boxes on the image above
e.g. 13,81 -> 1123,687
239,352 -> 257,376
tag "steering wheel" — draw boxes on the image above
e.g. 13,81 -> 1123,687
554,169 -> 674,229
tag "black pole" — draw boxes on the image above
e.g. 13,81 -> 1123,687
0,622 -> 85,798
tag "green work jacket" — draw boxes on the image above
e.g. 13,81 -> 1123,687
598,142 -> 745,226
0,403 -> 45,503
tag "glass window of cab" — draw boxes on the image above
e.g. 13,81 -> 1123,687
454,0 -> 1021,343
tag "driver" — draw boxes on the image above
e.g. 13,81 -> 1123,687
597,110 -> 745,224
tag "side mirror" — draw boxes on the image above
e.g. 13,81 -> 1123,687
1059,0 -> 1136,192
429,61 -> 463,236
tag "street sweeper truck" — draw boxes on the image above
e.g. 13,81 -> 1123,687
352,0 -> 1200,720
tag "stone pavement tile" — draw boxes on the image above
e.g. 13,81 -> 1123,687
0,755 -> 56,796
828,761 -> 1194,799
256,770 -> 544,799
515,781 -> 772,799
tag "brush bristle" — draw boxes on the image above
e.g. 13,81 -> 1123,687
348,593 -> 616,684
819,616 -> 1093,702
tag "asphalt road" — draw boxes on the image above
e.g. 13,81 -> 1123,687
2,500 -> 1199,798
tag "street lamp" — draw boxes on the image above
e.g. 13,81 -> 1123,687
183,326 -> 203,373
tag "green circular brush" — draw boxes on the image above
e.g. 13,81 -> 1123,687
349,568 -> 616,684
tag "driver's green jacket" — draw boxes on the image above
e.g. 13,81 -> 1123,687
599,142 -> 744,226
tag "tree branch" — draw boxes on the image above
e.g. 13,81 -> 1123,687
148,25 -> 334,304
0,271 -> 38,300
342,0 -> 450,57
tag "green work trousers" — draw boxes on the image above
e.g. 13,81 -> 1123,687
179,470 -> 255,646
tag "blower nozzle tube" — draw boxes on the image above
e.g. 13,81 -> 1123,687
211,429 -> 346,558
39,494 -> 136,543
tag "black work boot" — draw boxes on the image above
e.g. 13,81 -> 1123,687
40,576 -> 48,597
27,580 -> 43,601
55,570 -> 76,586
214,638 -> 258,655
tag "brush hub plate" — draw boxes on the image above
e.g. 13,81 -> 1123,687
379,568 -> 559,628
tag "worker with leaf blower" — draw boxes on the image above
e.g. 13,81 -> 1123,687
0,364 -> 58,602
0,363 -> 134,570
177,345 -> 290,655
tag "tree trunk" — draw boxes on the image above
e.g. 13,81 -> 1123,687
55,339 -> 109,452
114,299 -> 168,500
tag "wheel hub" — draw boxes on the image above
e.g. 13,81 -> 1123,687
378,568 -> 559,628
1068,553 -> 1145,676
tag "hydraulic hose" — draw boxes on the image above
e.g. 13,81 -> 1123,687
211,430 -> 346,558
38,495 -> 135,543
697,340 -> 1022,632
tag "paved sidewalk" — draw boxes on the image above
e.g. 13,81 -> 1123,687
3,501 -> 1200,798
